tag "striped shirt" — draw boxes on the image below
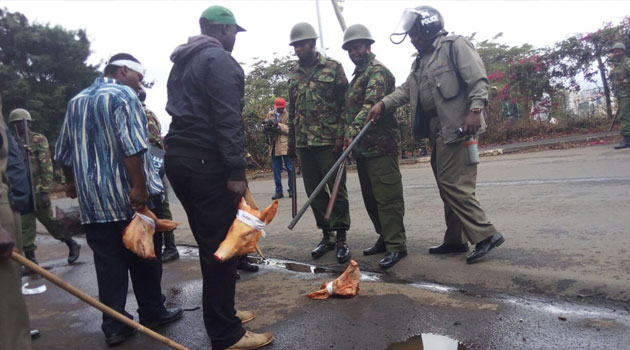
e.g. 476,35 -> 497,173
55,77 -> 163,224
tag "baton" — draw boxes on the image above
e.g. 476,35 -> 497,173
11,251 -> 189,350
288,122 -> 371,230
291,160 -> 297,218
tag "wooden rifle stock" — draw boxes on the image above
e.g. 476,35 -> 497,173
323,159 -> 346,221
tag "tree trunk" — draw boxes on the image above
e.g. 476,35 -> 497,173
594,43 -> 613,119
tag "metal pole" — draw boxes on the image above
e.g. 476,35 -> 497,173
331,0 -> 347,31
315,0 -> 326,57
288,122 -> 371,230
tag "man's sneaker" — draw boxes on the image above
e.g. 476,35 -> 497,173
271,192 -> 283,200
227,330 -> 273,350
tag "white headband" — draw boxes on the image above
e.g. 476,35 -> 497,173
107,59 -> 145,75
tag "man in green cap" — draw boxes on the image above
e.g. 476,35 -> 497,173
610,42 -> 630,149
9,108 -> 80,272
342,24 -> 408,268
165,5 -> 273,350
287,22 -> 351,264
368,6 -> 505,264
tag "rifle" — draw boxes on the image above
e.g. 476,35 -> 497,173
609,107 -> 620,132
323,159 -> 346,221
288,122 -> 371,230
14,120 -> 37,212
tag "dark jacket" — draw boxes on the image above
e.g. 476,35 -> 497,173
165,35 -> 247,180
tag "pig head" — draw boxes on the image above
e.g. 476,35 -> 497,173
213,198 -> 278,262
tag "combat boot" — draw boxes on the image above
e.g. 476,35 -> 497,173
335,230 -> 350,264
65,238 -> 81,264
614,135 -> 630,149
21,250 -> 38,276
162,231 -> 180,263
311,230 -> 335,259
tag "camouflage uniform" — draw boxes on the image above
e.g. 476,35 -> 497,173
17,131 -> 69,253
144,107 -> 178,261
288,52 -> 350,232
610,55 -> 630,137
395,105 -> 412,157
345,53 -> 406,253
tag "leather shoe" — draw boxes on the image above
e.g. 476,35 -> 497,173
227,330 -> 274,350
428,242 -> 469,254
105,326 -> 137,347
271,192 -> 283,200
336,241 -> 350,264
466,232 -> 505,263
236,310 -> 255,324
140,307 -> 183,329
363,243 -> 386,256
379,251 -> 407,269
237,256 -> 259,272
66,239 -> 81,264
311,237 -> 335,259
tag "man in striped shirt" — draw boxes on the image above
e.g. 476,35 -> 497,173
55,53 -> 182,347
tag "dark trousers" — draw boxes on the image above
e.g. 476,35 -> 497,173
84,208 -> 165,336
165,156 -> 245,350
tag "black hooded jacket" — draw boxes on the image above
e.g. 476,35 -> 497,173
165,35 -> 247,180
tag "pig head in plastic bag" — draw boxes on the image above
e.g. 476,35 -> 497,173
213,198 -> 278,262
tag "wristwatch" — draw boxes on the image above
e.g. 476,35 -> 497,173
471,108 -> 482,114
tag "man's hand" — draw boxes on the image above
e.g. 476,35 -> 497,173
332,139 -> 344,154
0,225 -> 15,259
463,111 -> 482,135
226,180 -> 247,207
366,101 -> 385,124
64,181 -> 77,199
40,192 -> 51,208
129,186 -> 149,211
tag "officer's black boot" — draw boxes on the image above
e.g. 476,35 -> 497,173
335,230 -> 351,264
311,230 -> 335,259
22,250 -> 38,276
161,231 -> 180,263
614,135 -> 630,149
65,238 -> 81,264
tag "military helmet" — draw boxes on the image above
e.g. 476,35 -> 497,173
612,42 -> 626,52
289,22 -> 318,45
8,108 -> 32,123
391,5 -> 446,44
342,24 -> 375,50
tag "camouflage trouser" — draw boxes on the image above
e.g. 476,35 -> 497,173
355,156 -> 406,252
399,124 -> 412,154
298,146 -> 350,231
0,200 -> 32,350
618,96 -> 630,136
22,192 -> 69,252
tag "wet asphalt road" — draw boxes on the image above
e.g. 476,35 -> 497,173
23,241 -> 630,350
30,144 -> 630,349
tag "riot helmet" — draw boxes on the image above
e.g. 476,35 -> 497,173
390,6 -> 446,45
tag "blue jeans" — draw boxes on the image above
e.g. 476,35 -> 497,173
272,154 -> 294,194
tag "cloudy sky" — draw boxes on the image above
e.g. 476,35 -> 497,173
4,1 -> 630,131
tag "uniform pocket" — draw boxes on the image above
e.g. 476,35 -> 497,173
434,67 -> 461,100
375,172 -> 403,203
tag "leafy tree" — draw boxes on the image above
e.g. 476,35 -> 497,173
547,17 -> 630,120
242,53 -> 295,167
0,8 -> 99,143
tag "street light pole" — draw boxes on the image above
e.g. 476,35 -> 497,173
315,0 -> 326,57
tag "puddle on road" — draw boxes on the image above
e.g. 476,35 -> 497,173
388,333 -> 467,350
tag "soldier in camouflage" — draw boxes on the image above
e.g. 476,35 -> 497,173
8,108 -> 80,270
287,22 -> 351,263
342,24 -> 408,269
139,90 -> 179,263
610,42 -> 630,149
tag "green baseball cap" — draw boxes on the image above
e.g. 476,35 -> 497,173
201,5 -> 246,32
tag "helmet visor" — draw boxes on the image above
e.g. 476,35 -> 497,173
391,8 -> 420,36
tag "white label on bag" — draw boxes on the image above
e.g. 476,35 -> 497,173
236,209 -> 266,237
